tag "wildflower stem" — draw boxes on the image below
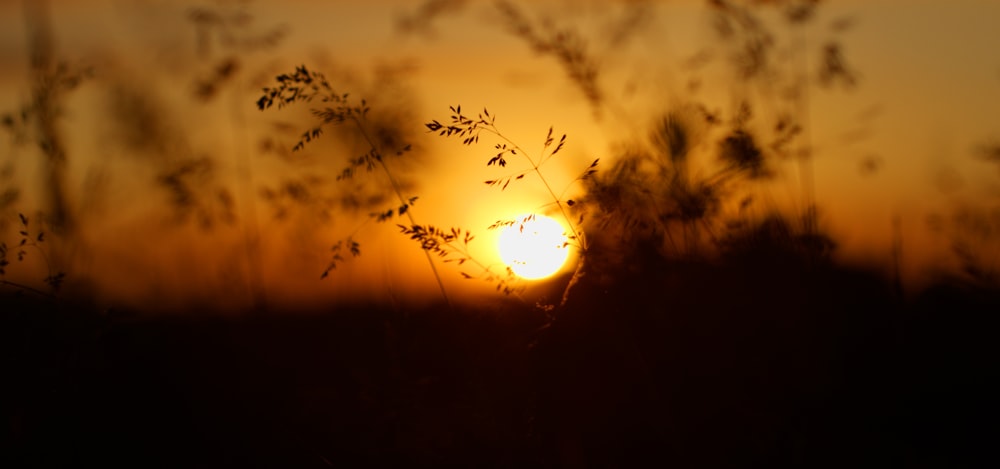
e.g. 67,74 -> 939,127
483,128 -> 587,251
479,125 -> 588,306
350,116 -> 451,307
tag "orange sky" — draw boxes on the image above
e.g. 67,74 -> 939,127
1,0 -> 999,311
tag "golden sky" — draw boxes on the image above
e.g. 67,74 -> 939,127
1,0 -> 999,311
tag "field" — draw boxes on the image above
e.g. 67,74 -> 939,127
4,251 -> 997,467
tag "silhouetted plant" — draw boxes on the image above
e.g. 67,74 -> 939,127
399,0 -> 650,118
0,164 -> 20,233
0,1 -> 95,299
494,1 -> 603,109
927,139 -> 1000,287
706,0 -> 859,237
400,222 -> 523,295
23,0 -> 94,237
321,238 -> 361,280
157,157 -> 237,230
927,204 -> 1000,288
395,0 -> 469,36
0,55 -> 92,282
817,42 -> 859,90
100,80 -> 239,232
719,129 -> 771,179
415,0 -> 854,285
0,213 -> 65,297
426,105 -> 597,304
977,141 -> 1000,173
258,65 -> 456,303
0,106 -> 33,148
718,210 -> 835,264
188,0 -> 287,102
950,207 -> 1000,286
581,94 -> 840,272
186,0 -> 289,313
584,108 -> 723,259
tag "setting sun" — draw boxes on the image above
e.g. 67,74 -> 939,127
497,214 -> 571,280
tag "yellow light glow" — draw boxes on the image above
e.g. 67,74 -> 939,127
497,214 -> 571,280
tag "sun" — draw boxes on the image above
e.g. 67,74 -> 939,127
497,214 -> 571,280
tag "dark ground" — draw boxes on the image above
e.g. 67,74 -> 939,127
2,259 -> 998,468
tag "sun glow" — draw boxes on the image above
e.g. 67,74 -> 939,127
497,214 -> 571,280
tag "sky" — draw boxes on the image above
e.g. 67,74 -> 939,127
1,0 -> 999,312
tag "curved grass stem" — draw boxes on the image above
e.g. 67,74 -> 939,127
350,116 -> 452,307
478,126 -> 589,305
483,128 -> 587,251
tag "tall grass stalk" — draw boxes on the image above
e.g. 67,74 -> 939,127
353,113 -> 451,306
426,106 -> 597,306
257,66 -> 451,306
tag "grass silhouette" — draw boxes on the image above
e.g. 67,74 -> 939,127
0,213 -> 64,298
257,65 -> 458,304
425,105 -> 596,304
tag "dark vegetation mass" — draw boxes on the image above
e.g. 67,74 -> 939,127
3,251 -> 998,467
3,0 -> 999,467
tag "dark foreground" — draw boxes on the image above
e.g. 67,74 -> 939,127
2,263 -> 998,468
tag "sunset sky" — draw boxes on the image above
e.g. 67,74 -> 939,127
1,0 -> 999,311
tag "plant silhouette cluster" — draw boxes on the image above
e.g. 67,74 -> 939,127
0,213 -> 65,296
320,238 -> 361,280
0,165 -> 19,232
4,3 -> 1000,467
187,0 -> 287,101
258,67 -> 413,239
411,0 -> 857,293
158,158 -> 237,230
426,105 -> 594,241
427,105 -> 597,304
395,0 -> 469,36
926,136 -> 1000,289
703,0 -> 860,222
397,1 -> 653,116
0,0 -> 990,310
188,1 -> 287,57
258,66 -> 515,302
0,52 -> 90,294
494,0 -> 603,108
